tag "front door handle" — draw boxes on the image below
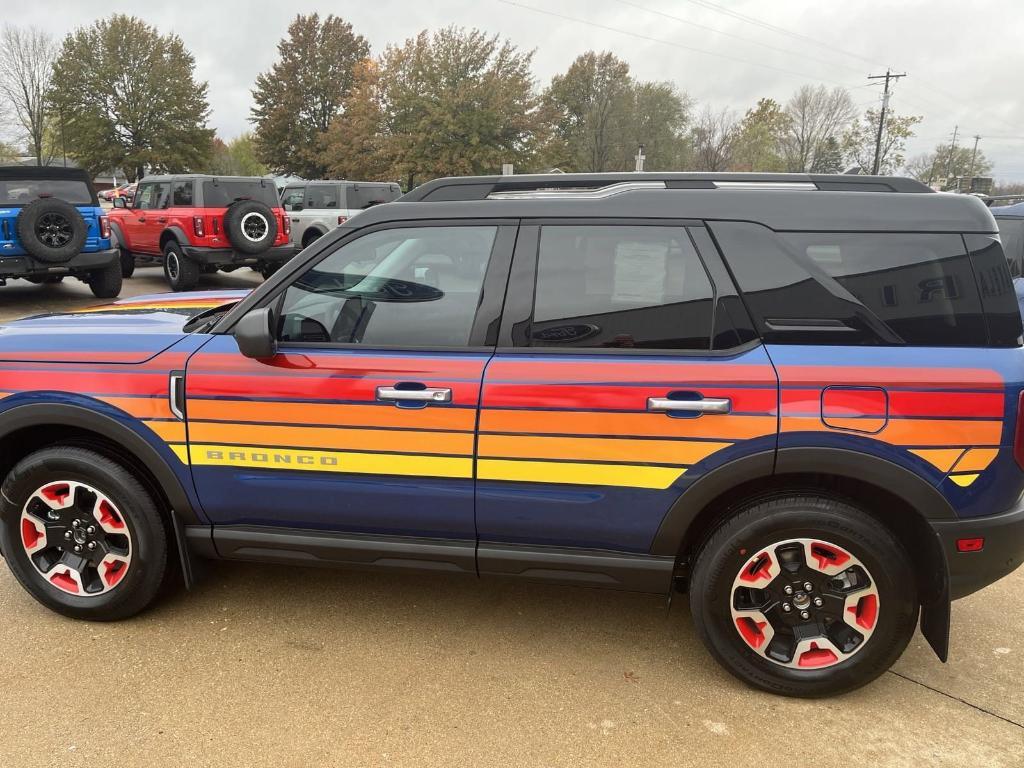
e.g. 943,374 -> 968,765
137,217 -> 146,222
157,217 -> 168,223
647,396 -> 731,414
376,386 -> 452,404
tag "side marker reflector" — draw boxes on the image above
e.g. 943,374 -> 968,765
956,537 -> 984,553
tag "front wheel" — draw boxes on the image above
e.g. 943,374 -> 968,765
120,248 -> 135,278
689,494 -> 918,697
87,260 -> 123,298
0,447 -> 168,620
163,240 -> 200,292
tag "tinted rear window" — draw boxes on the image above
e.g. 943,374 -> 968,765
346,184 -> 401,210
0,178 -> 94,206
711,222 -> 990,347
201,180 -> 278,207
995,217 -> 1024,278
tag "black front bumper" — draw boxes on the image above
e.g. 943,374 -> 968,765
931,500 -> 1024,599
182,244 -> 297,266
0,247 -> 119,276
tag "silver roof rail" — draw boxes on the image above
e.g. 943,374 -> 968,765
713,180 -> 817,191
486,181 -> 667,200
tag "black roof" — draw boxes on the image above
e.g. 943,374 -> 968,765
0,165 -> 93,183
342,173 -> 995,234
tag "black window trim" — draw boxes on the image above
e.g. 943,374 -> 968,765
219,218 -> 519,353
494,217 -> 756,358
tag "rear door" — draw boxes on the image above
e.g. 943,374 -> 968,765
475,221 -> 779,584
184,220 -> 516,544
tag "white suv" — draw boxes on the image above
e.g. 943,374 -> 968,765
281,180 -> 402,250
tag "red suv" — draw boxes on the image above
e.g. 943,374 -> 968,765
109,175 -> 295,290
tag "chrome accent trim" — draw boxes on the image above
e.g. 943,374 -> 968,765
486,181 -> 667,200
376,386 -> 452,404
169,373 -> 185,420
647,396 -> 732,414
713,181 -> 818,190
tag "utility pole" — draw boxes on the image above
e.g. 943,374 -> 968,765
634,143 -> 646,172
968,134 -> 982,178
946,124 -> 959,181
867,69 -> 906,175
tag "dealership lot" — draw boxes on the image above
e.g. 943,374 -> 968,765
0,267 -> 1020,767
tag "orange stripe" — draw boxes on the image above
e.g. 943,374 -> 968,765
909,448 -> 965,473
477,434 -> 731,464
952,448 -> 1000,473
144,420 -> 185,443
480,410 -> 775,441
186,400 -> 477,432
821,416 -> 887,433
98,396 -> 174,420
781,416 -> 1002,446
188,421 -> 474,456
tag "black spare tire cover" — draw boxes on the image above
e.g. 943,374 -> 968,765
223,199 -> 278,255
16,197 -> 88,264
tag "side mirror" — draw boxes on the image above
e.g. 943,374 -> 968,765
233,306 -> 277,359
112,197 -> 126,208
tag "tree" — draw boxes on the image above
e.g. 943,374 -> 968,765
251,14 -> 369,178
729,98 -> 789,172
542,52 -> 633,173
842,108 -> 922,174
623,81 -> 691,171
49,15 -> 212,181
0,25 -> 57,165
321,59 -> 392,181
904,144 -> 993,185
781,84 -> 855,172
374,27 -> 540,186
206,132 -> 267,176
690,106 -> 737,171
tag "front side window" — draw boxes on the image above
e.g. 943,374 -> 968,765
529,225 -> 715,349
277,226 -> 498,347
134,184 -> 157,210
281,187 -> 305,211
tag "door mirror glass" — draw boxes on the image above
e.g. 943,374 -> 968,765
112,197 -> 126,209
233,306 -> 276,359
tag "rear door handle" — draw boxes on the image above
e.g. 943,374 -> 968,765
376,386 -> 452,404
291,217 -> 299,223
157,217 -> 167,223
647,396 -> 731,414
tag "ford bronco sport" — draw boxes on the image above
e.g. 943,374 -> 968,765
0,166 -> 121,297
1,173 -> 1023,698
108,174 -> 295,290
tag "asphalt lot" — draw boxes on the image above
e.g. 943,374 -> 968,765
0,267 -> 1021,767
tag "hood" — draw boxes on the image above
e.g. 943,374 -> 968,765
0,290 -> 249,364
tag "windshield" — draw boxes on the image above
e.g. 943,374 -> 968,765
0,178 -> 94,206
202,180 -> 279,207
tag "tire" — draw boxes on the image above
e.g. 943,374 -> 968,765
15,198 -> 88,264
689,494 -> 918,697
162,240 -> 200,292
301,229 -> 322,250
0,447 -> 168,621
223,199 -> 277,255
120,249 -> 135,278
87,260 -> 123,299
258,261 -> 282,280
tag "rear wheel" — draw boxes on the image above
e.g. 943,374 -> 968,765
0,447 -> 168,620
689,494 -> 918,697
163,240 -> 200,292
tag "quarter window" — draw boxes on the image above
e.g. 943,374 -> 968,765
528,225 -> 715,349
277,226 -> 498,347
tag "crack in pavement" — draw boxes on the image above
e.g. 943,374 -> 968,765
887,669 -> 1024,730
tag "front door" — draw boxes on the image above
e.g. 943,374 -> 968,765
128,182 -> 169,253
475,222 -> 779,583
184,221 -> 515,542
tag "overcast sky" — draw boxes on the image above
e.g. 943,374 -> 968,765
8,0 -> 1024,181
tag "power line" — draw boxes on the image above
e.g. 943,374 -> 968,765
867,69 -> 906,174
496,0 -> 859,88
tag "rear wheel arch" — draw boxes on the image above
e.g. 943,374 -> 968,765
301,227 -> 325,248
159,226 -> 189,252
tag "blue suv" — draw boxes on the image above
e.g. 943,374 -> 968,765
0,166 -> 121,297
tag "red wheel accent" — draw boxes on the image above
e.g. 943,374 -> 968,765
40,483 -> 71,505
21,518 -> 44,549
797,643 -> 838,668
848,593 -> 878,630
97,499 -> 125,530
50,571 -> 79,593
101,559 -> 127,588
810,542 -> 850,571
739,552 -> 773,583
735,617 -> 768,649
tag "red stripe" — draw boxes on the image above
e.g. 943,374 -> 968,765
782,388 -> 1004,418
485,359 -> 777,385
821,388 -> 887,418
192,352 -> 488,379
777,365 -> 1003,389
483,383 -> 777,413
187,373 -> 480,403
0,370 -> 167,396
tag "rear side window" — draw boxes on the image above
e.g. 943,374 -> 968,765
346,184 -> 401,210
306,185 -> 340,209
171,181 -> 193,207
711,222 -> 988,347
528,225 -> 715,349
202,180 -> 279,208
995,217 -> 1024,277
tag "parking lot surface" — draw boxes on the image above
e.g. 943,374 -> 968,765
0,268 -> 1021,767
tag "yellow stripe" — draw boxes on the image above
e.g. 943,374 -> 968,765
170,444 -> 190,464
188,443 -> 472,479
477,458 -> 684,489
909,448 -> 965,473
949,473 -> 980,487
951,448 -> 999,473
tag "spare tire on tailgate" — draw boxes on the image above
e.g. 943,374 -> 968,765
16,197 -> 88,263
223,199 -> 277,255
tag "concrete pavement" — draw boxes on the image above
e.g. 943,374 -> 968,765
0,268 -> 1020,767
